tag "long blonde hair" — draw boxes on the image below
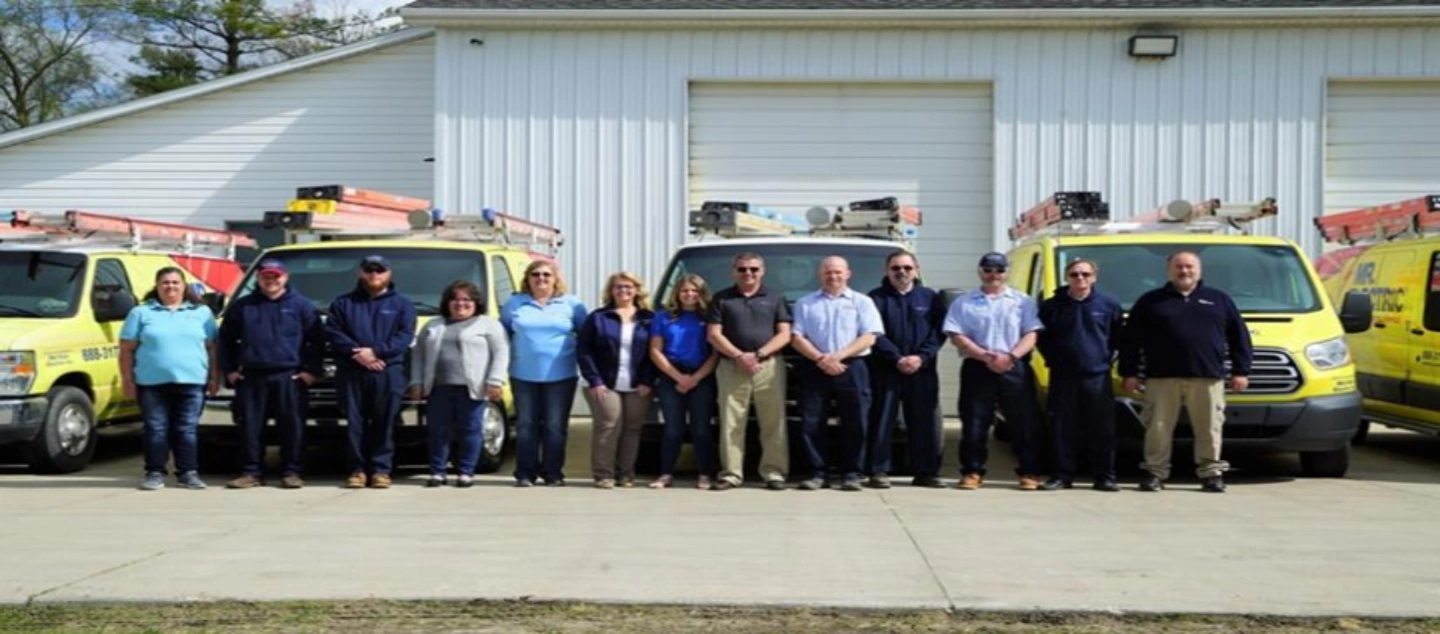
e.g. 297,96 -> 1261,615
601,271 -> 650,310
664,274 -> 711,317
519,260 -> 568,296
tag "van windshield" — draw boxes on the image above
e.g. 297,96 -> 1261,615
0,251 -> 86,318
656,243 -> 902,305
1055,244 -> 1321,313
230,248 -> 487,316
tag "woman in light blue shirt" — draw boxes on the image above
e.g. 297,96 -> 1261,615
119,267 -> 220,491
501,260 -> 587,487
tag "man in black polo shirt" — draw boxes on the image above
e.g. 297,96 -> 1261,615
706,252 -> 793,491
1121,251 -> 1253,493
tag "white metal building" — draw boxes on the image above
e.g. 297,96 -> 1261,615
3,2 -> 1440,303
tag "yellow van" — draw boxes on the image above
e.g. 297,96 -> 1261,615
1008,203 -> 1372,477
201,239 -> 540,473
1320,234 -> 1440,439
0,241 -> 242,472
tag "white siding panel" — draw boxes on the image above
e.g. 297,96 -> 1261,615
434,27 -> 1440,305
688,82 -> 994,288
0,37 -> 435,228
1325,81 -> 1440,214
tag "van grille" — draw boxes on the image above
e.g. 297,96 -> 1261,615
1234,348 -> 1302,394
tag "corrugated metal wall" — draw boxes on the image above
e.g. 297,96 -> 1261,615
435,26 -> 1440,303
0,37 -> 436,228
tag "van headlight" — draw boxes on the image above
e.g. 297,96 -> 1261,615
0,351 -> 37,396
1305,338 -> 1351,370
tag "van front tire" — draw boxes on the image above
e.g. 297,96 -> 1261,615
1299,447 -> 1349,478
26,387 -> 97,474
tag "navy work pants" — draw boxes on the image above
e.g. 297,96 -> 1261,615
958,359 -> 1045,476
798,359 -> 870,482
337,364 -> 404,476
1049,373 -> 1117,481
868,366 -> 941,477
234,369 -> 308,477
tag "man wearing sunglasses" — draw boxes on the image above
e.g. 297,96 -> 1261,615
707,253 -> 792,491
1036,259 -> 1124,492
942,252 -> 1046,490
326,255 -> 417,490
866,251 -> 947,488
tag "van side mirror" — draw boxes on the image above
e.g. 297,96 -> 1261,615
201,291 -> 226,315
1338,291 -> 1373,334
93,289 -> 137,322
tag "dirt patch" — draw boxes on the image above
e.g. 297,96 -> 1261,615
0,601 -> 1435,634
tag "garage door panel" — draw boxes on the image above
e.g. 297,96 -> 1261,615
1325,81 -> 1440,215
691,143 -> 989,161
690,127 -> 984,145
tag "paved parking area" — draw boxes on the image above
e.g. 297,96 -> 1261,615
1,422 -> 1438,616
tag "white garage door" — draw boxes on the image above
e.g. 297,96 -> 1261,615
688,82 -> 994,288
1326,81 -> 1440,215
689,82 -> 994,417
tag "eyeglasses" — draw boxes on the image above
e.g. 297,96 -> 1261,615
1067,271 -> 1094,279
361,266 -> 388,274
981,267 -> 1007,274
889,265 -> 915,272
529,271 -> 554,278
735,267 -> 761,273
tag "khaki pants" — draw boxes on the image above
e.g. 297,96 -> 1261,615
1141,378 -> 1230,480
716,357 -> 787,485
585,389 -> 650,481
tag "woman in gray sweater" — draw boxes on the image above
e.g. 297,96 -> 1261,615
408,280 -> 509,487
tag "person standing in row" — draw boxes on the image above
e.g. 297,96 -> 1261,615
867,251 -> 948,489
409,280 -> 509,488
120,267 -> 220,491
1122,251 -> 1252,493
791,256 -> 885,492
648,274 -> 719,490
707,253 -> 792,491
943,252 -> 1047,491
579,271 -> 655,489
503,260 -> 587,487
219,259 -> 324,490
1036,259 -> 1124,492
327,255 -> 416,490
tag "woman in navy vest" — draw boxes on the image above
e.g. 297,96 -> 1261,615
577,271 -> 655,489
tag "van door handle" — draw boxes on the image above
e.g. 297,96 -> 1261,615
1413,329 -> 1426,336
1373,322 -> 1386,329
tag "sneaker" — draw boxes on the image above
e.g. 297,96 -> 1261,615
713,479 -> 738,491
226,474 -> 264,489
1040,477 -> 1073,491
867,474 -> 892,489
956,473 -> 984,490
764,479 -> 787,491
1138,475 -> 1165,492
425,475 -> 446,488
594,478 -> 616,490
514,479 -> 535,488
911,475 -> 945,488
344,472 -> 367,489
797,478 -> 824,491
649,475 -> 674,489
1200,475 -> 1227,493
456,475 -> 474,488
696,476 -> 712,491
1092,477 -> 1120,492
280,474 -> 305,489
138,472 -> 166,491
543,478 -> 566,487
840,477 -> 864,492
177,471 -> 207,490
369,473 -> 392,489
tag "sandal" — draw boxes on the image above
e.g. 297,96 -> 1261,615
648,475 -> 673,489
697,476 -> 712,491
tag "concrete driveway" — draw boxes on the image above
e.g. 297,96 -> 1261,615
1,422 -> 1438,616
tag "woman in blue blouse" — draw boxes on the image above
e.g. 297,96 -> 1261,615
119,267 -> 220,491
501,260 -> 587,487
647,274 -> 719,490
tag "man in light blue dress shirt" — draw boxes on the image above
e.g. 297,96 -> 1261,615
791,256 -> 886,492
942,252 -> 1047,491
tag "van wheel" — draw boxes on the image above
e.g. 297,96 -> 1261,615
27,387 -> 97,473
1351,420 -> 1370,446
478,403 -> 508,474
1299,447 -> 1349,478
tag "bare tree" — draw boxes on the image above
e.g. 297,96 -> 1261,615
0,0 -> 119,131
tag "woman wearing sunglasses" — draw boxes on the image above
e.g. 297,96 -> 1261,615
501,260 -> 588,487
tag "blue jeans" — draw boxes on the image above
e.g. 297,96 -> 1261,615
656,374 -> 717,477
138,383 -> 205,475
512,377 -> 577,483
338,364 -> 404,475
426,385 -> 486,476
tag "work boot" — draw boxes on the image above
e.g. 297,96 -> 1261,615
279,474 -> 305,489
956,473 -> 984,490
1017,475 -> 1042,491
1200,475 -> 1227,493
344,472 -> 366,489
369,473 -> 392,489
226,474 -> 264,489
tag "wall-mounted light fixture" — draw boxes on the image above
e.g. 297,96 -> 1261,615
1128,35 -> 1179,59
